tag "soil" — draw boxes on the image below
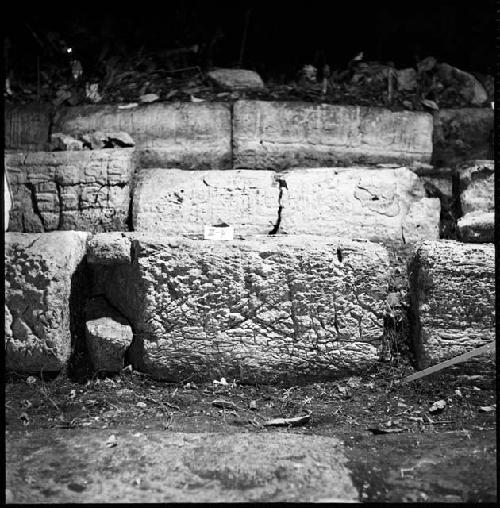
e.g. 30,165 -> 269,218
4,358 -> 496,503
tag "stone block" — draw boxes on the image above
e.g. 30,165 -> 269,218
87,233 -> 132,264
132,169 -> 279,237
92,234 -> 390,383
409,240 -> 495,368
233,101 -> 433,169
433,108 -> 493,167
5,231 -> 88,373
5,149 -> 135,233
53,102 -> 232,169
4,104 -> 51,151
207,69 -> 265,90
85,297 -> 133,372
278,167 -> 440,244
459,160 -> 494,214
457,211 -> 494,243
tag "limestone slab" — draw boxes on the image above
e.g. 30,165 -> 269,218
92,234 -> 390,383
279,167 -> 440,244
233,101 -> 433,169
408,240 -> 495,368
5,232 -> 88,373
53,102 -> 232,169
132,169 -> 279,237
5,149 -> 135,233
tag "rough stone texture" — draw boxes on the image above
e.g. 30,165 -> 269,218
457,212 -> 494,243
233,101 -> 433,169
4,104 -> 51,151
408,240 -> 495,368
433,108 -> 494,167
5,232 -> 88,373
278,167 -> 440,244
412,165 -> 454,200
459,160 -> 494,214
53,102 -> 232,169
5,149 -> 135,233
91,234 -> 390,383
87,233 -> 132,264
6,431 -> 357,503
50,133 -> 84,151
132,169 -> 279,237
207,69 -> 265,90
85,297 -> 134,372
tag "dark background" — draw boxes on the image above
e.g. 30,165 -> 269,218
3,0 -> 495,80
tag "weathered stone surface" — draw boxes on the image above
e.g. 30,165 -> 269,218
132,169 -> 279,237
87,233 -> 132,264
53,102 -> 232,169
5,149 -> 135,233
5,173 -> 12,232
4,104 -> 51,151
6,431 -> 357,503
278,167 -> 440,244
92,234 -> 390,383
433,108 -> 493,167
408,240 -> 495,368
457,212 -> 494,243
412,165 -> 454,200
85,297 -> 134,372
459,160 -> 494,214
207,69 -> 265,90
81,131 -> 136,149
233,101 -> 433,169
5,232 -> 88,373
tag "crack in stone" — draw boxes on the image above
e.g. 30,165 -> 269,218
25,183 -> 46,231
55,182 -> 63,229
269,178 -> 287,235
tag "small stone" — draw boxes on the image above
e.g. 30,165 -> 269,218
207,68 -> 264,91
136,401 -> 147,408
139,93 -> 160,103
457,211 -> 494,243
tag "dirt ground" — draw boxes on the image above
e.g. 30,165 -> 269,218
4,358 -> 497,503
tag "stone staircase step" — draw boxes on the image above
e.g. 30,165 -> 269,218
233,101 -> 433,169
132,168 -> 278,236
5,231 -> 88,373
409,240 -> 495,369
5,149 -> 135,232
278,167 -> 440,244
88,234 -> 391,383
52,103 -> 232,170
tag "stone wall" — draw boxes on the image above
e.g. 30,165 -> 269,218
6,149 -> 135,233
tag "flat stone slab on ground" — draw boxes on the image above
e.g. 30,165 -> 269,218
409,240 -> 495,368
91,234 -> 390,383
53,102 -> 232,170
459,160 -> 494,214
5,430 -> 357,503
132,169 -> 279,237
233,101 -> 433,169
278,167 -> 440,244
5,231 -> 88,373
457,211 -> 494,243
5,149 -> 135,233
433,108 -> 494,167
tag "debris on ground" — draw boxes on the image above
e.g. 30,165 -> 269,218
262,411 -> 312,427
429,400 -> 447,414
